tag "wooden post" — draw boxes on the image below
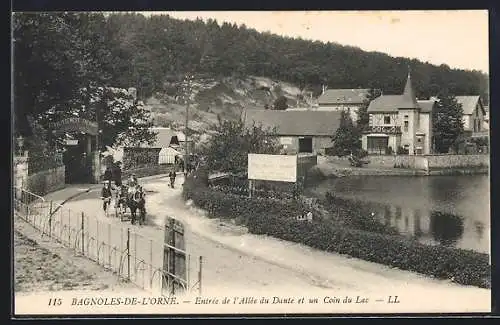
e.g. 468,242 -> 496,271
170,218 -> 176,295
48,201 -> 53,237
96,219 -> 99,263
149,239 -> 153,289
108,223 -> 111,269
248,179 -> 253,198
198,256 -> 203,295
81,212 -> 85,255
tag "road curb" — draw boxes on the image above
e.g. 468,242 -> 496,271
50,187 -> 96,215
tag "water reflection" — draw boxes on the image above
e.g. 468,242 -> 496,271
311,175 -> 489,254
429,211 -> 464,246
364,202 -> 475,251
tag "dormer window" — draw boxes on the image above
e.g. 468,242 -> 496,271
384,116 -> 391,124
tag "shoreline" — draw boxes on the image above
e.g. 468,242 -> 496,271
308,160 -> 488,183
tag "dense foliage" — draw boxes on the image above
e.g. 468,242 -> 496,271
101,13 -> 488,101
16,12 -> 487,114
331,111 -> 362,157
183,170 -> 491,288
356,89 -> 383,131
13,13 -> 156,149
433,92 -> 465,153
199,115 -> 280,173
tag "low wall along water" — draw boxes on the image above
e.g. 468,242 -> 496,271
369,154 -> 489,175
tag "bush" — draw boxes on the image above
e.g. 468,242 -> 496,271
396,146 -> 408,155
182,173 -> 491,288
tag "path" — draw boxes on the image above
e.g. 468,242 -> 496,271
36,174 -> 490,312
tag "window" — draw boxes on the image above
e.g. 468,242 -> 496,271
404,121 -> 409,132
417,138 -> 422,143
384,116 -> 391,124
404,115 -> 409,119
367,136 -> 389,155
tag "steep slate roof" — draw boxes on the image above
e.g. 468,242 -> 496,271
318,89 -> 370,105
244,110 -> 342,136
416,100 -> 436,113
147,127 -> 180,148
455,96 -> 484,115
368,72 -> 421,113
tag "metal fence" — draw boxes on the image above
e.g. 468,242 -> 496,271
13,187 -> 202,296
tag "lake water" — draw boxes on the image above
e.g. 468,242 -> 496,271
309,175 -> 490,254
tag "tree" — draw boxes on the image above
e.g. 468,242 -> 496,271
356,88 -> 381,131
432,92 -> 464,153
13,12 -> 116,137
331,111 -> 362,157
200,115 -> 280,173
34,86 -> 157,150
273,95 -> 288,110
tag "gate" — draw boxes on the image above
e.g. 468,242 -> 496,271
162,216 -> 201,295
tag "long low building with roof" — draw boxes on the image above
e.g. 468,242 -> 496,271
244,110 -> 342,155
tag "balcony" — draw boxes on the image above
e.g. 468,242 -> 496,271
363,125 -> 402,135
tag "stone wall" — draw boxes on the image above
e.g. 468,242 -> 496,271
426,154 -> 489,169
394,155 -> 429,170
368,154 -> 489,172
394,154 -> 488,173
14,154 -> 29,198
27,165 -> 66,196
367,155 -> 397,168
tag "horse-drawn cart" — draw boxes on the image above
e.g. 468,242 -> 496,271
114,185 -> 146,225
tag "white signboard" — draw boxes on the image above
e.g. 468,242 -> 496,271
248,154 -> 297,182
65,139 -> 79,145
280,137 -> 293,145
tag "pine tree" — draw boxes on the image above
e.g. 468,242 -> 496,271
356,88 -> 381,131
432,92 -> 464,153
332,111 -> 362,157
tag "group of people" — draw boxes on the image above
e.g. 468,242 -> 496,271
100,162 -> 179,213
100,167 -> 141,213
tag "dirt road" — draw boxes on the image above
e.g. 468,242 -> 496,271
26,175 -> 490,313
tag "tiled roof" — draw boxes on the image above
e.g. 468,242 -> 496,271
416,100 -> 436,113
244,110 -> 343,136
367,95 -> 418,112
455,96 -> 483,115
367,72 -> 420,112
318,89 -> 370,105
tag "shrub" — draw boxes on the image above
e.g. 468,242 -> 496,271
396,146 -> 408,155
182,173 -> 491,288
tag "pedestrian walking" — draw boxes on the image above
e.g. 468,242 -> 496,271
168,170 -> 176,188
112,161 -> 122,187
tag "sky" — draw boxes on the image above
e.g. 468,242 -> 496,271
142,10 -> 489,73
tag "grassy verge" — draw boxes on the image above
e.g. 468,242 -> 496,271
183,168 -> 491,289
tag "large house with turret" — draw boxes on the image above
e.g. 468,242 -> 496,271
361,72 -> 435,155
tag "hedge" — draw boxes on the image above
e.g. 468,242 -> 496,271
183,168 -> 491,288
